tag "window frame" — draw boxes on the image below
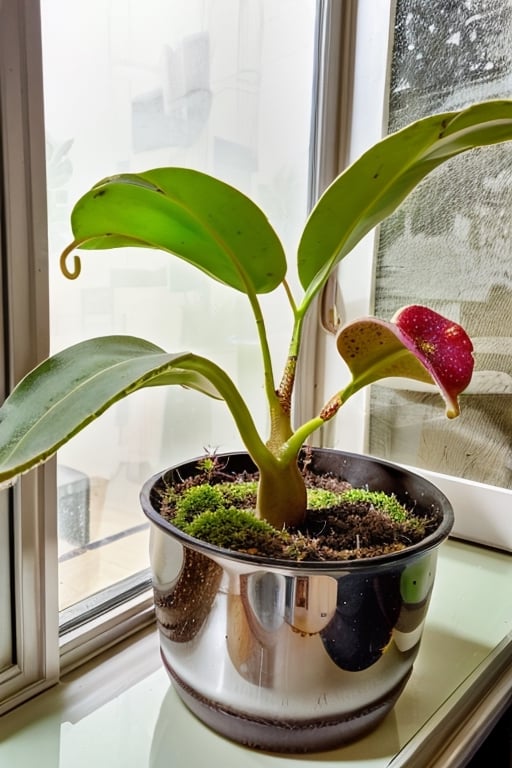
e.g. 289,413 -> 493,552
0,0 -> 59,712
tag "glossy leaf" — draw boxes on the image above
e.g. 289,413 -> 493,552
0,336 -> 224,483
337,306 -> 474,417
66,168 -> 286,294
298,100 -> 512,307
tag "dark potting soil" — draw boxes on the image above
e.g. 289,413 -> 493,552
156,462 -> 442,563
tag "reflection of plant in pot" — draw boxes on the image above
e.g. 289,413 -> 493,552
1,101 -> 512,751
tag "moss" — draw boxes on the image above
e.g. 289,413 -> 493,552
173,485 -> 226,528
163,472 -> 436,561
185,506 -> 285,553
402,515 -> 428,538
171,481 -> 273,551
306,488 -> 345,510
217,481 -> 258,506
339,488 -> 409,522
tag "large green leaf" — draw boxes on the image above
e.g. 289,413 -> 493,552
67,168 -> 286,294
0,336 -> 224,483
298,99 -> 512,307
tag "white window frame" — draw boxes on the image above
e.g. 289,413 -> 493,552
0,0 -> 58,713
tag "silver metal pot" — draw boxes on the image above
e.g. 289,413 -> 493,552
140,449 -> 453,753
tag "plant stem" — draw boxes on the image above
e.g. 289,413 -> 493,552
179,355 -> 307,528
275,301 -> 307,411
245,289 -> 281,413
256,456 -> 307,528
280,416 -> 327,463
282,278 -> 297,313
176,354 -> 276,469
279,379 -> 363,464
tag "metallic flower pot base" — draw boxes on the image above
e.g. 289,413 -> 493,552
164,654 -> 412,753
141,449 -> 454,753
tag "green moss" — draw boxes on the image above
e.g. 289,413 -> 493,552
340,488 -> 409,522
185,506 -> 282,551
173,484 -> 226,528
170,480 -> 285,551
173,481 -> 258,522
166,477 -> 428,559
217,481 -> 258,505
306,488 -> 344,510
402,515 -> 427,537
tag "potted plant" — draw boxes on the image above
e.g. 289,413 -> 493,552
0,100 -> 511,752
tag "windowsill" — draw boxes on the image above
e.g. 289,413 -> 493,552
1,539 -> 511,767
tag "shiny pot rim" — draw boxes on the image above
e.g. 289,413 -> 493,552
140,448 -> 454,573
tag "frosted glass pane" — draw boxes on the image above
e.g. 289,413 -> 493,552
370,0 -> 512,491
41,0 -> 317,613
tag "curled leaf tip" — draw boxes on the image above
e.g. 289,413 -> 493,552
60,245 -> 82,280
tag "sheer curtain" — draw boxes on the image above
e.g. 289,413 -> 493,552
41,0 -> 318,614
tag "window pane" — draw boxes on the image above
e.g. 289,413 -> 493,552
41,0 -> 318,618
370,0 -> 512,490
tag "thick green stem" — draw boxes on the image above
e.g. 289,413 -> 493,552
256,456 -> 307,529
267,402 -> 294,454
287,303 -> 307,360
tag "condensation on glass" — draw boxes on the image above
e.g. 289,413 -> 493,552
40,0 -> 317,616
370,0 -> 512,491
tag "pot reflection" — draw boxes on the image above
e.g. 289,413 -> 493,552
227,572 -> 337,686
320,571 -> 402,671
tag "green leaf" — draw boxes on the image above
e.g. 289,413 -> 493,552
0,336 -> 223,483
298,99 -> 512,308
67,168 -> 286,294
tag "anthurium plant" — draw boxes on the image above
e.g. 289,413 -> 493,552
0,100 -> 511,530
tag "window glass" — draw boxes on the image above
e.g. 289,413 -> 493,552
40,0 -> 318,617
369,0 -> 512,491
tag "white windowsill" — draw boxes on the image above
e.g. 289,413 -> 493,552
1,538 -> 511,767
